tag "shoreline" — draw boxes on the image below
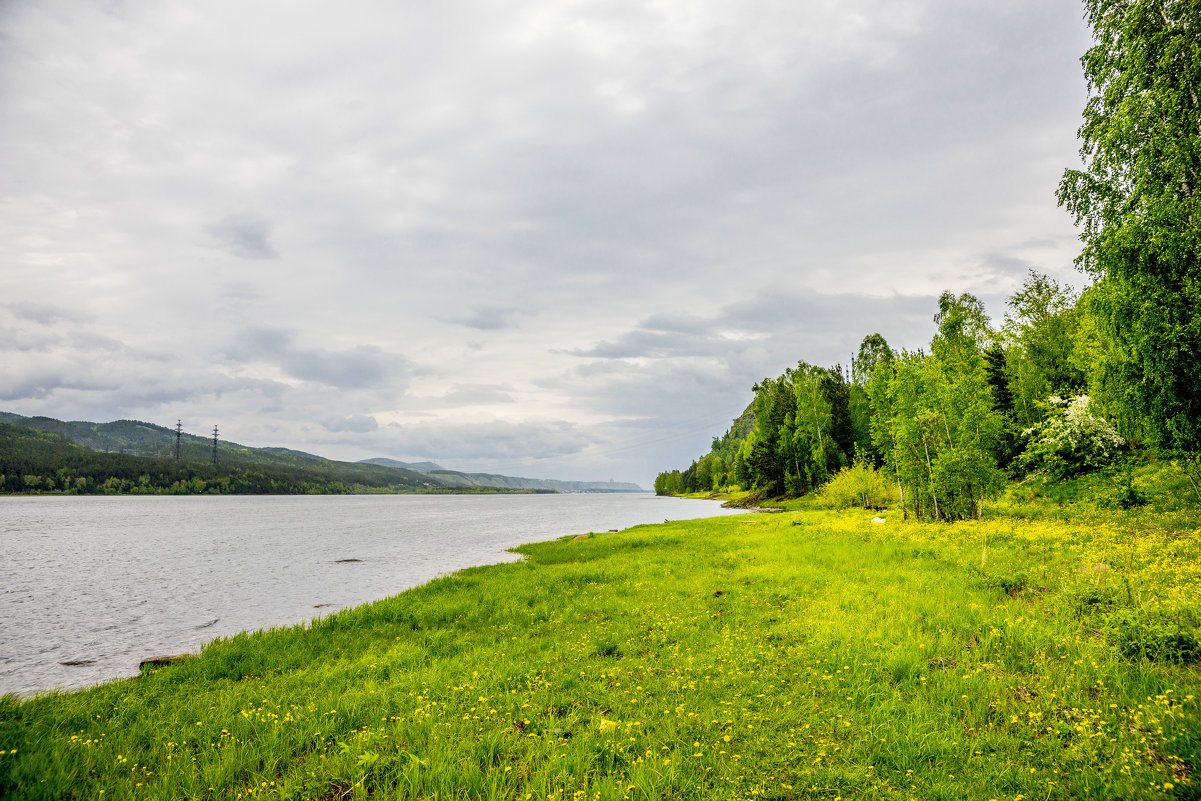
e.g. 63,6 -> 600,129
0,494 -> 740,698
2,504 -> 1197,799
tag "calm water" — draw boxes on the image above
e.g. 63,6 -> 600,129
0,493 -> 744,695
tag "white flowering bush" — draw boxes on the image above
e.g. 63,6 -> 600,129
1020,395 -> 1125,479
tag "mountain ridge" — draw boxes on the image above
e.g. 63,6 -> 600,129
0,412 -> 644,492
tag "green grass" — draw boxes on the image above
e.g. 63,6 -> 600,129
1,506 -> 1198,800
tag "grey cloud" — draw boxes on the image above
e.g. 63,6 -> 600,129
95,375 -> 289,412
542,358 -> 753,420
391,383 -> 516,413
439,384 -> 515,407
206,214 -> 277,260
572,291 -> 938,366
3,302 -> 82,326
542,290 -> 950,431
719,291 -> 936,340
1015,236 -> 1061,250
0,325 -> 65,353
978,252 -> 1038,274
569,330 -> 712,360
446,307 -> 527,331
0,374 -> 70,401
284,347 -> 394,390
375,420 -> 591,461
0,327 -> 128,355
220,283 -> 263,303
322,414 -> 379,434
638,313 -> 716,335
230,328 -> 409,390
0,0 -> 1095,487
0,359 -> 290,420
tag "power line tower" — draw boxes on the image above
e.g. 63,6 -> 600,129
211,425 -> 219,465
174,420 -> 183,460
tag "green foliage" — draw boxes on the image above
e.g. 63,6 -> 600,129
660,283 -> 1113,521
1020,395 -> 1126,480
1002,271 -> 1087,408
1057,0 -> 1201,453
0,423 -> 446,495
870,294 -> 1005,521
816,454 -> 897,510
655,363 -> 857,498
852,333 -> 893,387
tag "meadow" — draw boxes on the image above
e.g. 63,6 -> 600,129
1,495 -> 1198,800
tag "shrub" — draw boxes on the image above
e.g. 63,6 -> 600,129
817,457 -> 897,509
1020,395 -> 1124,480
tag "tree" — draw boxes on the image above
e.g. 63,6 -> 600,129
1057,0 -> 1201,456
876,294 -> 1004,521
983,343 -> 1014,416
852,334 -> 895,465
792,364 -> 839,486
820,365 -> 855,469
852,333 -> 893,387
1003,271 -> 1087,407
983,343 -> 1021,469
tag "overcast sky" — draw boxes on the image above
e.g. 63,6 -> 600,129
0,0 -> 1093,488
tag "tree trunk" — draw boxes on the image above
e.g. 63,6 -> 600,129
921,434 -> 941,520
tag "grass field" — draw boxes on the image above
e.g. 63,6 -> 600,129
1,500 -> 1198,799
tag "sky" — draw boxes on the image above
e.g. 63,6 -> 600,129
0,0 -> 1095,489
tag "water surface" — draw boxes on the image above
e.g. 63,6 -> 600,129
0,493 -> 744,695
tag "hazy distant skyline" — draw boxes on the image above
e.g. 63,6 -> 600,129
1,1 -> 1093,487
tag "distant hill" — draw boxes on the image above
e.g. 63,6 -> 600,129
0,413 -> 440,493
361,457 -> 446,473
361,457 -> 644,492
0,412 -> 644,494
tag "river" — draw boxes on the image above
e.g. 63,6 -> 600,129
0,493 -> 744,695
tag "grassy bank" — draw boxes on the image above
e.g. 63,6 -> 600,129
1,506 -> 1198,799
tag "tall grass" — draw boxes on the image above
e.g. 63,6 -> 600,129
1,503 -> 1197,799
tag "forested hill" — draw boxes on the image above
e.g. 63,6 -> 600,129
0,413 -> 332,468
0,413 -> 642,495
0,423 -> 440,494
0,416 -> 520,495
360,457 -> 644,492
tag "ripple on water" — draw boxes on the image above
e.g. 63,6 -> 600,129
0,493 -> 746,695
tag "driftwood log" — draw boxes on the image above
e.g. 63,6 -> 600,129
138,653 -> 194,671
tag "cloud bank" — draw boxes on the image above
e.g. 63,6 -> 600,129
0,0 -> 1093,486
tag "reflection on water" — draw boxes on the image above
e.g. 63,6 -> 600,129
0,493 -> 744,695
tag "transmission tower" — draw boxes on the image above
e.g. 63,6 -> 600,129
211,425 -> 219,465
174,420 -> 183,460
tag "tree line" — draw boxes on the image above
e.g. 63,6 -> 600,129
656,272 -> 1188,519
658,0 -> 1200,517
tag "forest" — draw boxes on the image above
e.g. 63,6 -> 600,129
0,423 -> 387,495
0,421 -> 545,495
658,0 -> 1200,518
655,275 -> 1173,519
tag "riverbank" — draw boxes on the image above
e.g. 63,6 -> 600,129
2,505 -> 1198,799
0,494 -> 735,697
